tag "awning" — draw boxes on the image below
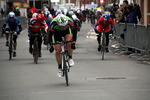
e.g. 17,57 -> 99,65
7,0 -> 27,2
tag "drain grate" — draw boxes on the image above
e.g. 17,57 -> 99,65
96,77 -> 127,80
86,77 -> 127,80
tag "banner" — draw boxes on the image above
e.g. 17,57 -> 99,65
51,0 -> 59,2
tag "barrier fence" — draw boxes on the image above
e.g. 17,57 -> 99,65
115,23 -> 150,53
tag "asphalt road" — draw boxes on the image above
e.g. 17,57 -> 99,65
0,22 -> 150,100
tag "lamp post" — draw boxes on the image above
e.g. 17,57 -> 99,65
33,0 -> 35,7
98,0 -> 100,7
84,0 -> 85,10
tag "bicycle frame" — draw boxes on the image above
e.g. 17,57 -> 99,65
101,29 -> 106,60
54,37 -> 72,86
31,33 -> 39,64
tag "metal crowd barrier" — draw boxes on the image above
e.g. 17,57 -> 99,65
115,23 -> 150,53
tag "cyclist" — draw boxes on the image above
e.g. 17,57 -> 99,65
43,11 -> 53,45
66,10 -> 81,33
94,13 -> 115,52
49,14 -> 76,76
2,12 -> 22,57
28,13 -> 48,57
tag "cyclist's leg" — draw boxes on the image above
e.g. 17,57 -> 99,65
54,44 -> 62,69
53,32 -> 63,69
5,25 -> 10,46
37,32 -> 42,57
13,34 -> 17,57
97,34 -> 101,51
105,27 -> 110,52
65,34 -> 72,57
13,34 -> 17,50
97,34 -> 101,45
105,33 -> 109,52
29,35 -> 34,54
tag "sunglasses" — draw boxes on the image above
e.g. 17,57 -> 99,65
9,17 -> 14,20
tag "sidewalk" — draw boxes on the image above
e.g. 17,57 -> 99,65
110,37 -> 150,65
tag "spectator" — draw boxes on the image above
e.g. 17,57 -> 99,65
27,8 -> 33,19
31,6 -> 36,14
1,8 -> 5,18
113,5 -> 122,22
50,8 -> 55,17
134,3 -> 142,22
126,5 -> 138,24
14,7 -> 20,16
117,0 -> 129,23
121,5 -> 138,40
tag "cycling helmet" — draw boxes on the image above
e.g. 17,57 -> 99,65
44,11 -> 50,17
32,13 -> 37,18
56,14 -> 68,26
103,14 -> 109,21
8,12 -> 15,19
36,13 -> 45,21
72,14 -> 78,20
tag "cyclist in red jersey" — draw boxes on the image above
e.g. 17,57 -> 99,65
94,13 -> 115,52
28,13 -> 48,57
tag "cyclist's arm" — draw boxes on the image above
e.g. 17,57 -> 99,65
16,18 -> 22,33
68,20 -> 77,42
41,20 -> 48,32
108,17 -> 115,33
49,22 -> 56,44
2,18 -> 9,30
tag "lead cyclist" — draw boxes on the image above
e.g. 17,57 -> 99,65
49,14 -> 77,77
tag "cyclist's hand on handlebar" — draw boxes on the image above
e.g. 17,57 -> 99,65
109,30 -> 113,34
17,32 -> 20,35
49,45 -> 54,53
71,43 -> 76,50
94,29 -> 99,34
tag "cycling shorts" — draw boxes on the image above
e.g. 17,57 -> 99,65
52,28 -> 71,43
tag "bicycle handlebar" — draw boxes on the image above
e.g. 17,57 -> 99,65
52,40 -> 72,45
29,25 -> 45,28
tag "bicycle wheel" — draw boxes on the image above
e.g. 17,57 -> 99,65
101,37 -> 105,60
33,38 -> 38,64
9,39 -> 12,60
62,54 -> 69,86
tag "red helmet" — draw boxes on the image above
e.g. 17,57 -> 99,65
36,13 -> 45,21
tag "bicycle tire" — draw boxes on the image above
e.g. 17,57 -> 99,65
101,34 -> 106,60
62,54 -> 69,86
9,39 -> 12,60
33,38 -> 38,64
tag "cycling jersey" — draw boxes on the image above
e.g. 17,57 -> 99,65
49,16 -> 76,43
96,16 -> 114,32
44,14 -> 53,27
3,17 -> 21,32
29,18 -> 48,32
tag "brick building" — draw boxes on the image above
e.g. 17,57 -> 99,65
139,0 -> 150,25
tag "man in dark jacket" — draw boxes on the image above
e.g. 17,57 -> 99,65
118,0 -> 129,23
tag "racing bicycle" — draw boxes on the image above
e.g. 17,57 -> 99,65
53,37 -> 72,86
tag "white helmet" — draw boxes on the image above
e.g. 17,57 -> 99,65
32,13 -> 37,18
8,12 -> 15,18
72,14 -> 79,21
56,14 -> 68,26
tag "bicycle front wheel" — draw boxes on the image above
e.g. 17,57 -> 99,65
9,40 -> 12,60
101,37 -> 105,60
62,54 -> 69,86
33,39 -> 38,64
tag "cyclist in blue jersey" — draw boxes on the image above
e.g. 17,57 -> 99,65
2,12 -> 22,57
43,11 -> 53,27
43,11 -> 53,45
